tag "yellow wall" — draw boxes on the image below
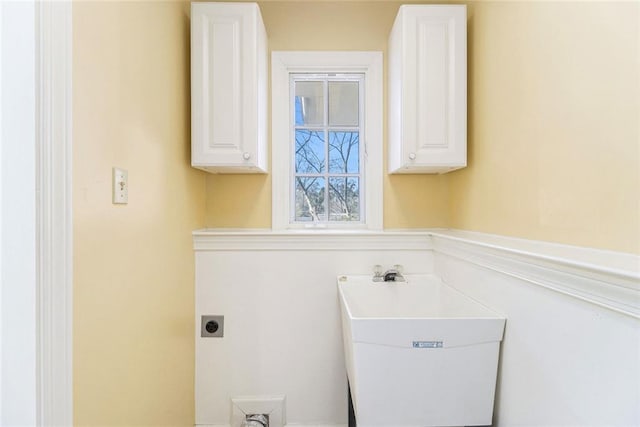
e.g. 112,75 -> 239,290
204,1 -> 451,228
71,2 -> 638,423
450,1 -> 640,253
205,0 -> 640,253
73,1 -> 205,425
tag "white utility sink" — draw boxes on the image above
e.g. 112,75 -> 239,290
338,274 -> 505,427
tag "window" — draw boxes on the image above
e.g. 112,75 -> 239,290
272,52 -> 383,230
292,74 -> 364,224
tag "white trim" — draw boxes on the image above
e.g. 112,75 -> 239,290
193,228 -> 639,318
35,1 -> 73,425
0,3 -> 4,421
193,229 -> 432,251
271,51 -> 383,231
430,230 -> 640,319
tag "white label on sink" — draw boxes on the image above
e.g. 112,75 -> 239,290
412,341 -> 443,349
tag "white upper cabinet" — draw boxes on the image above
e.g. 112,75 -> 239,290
191,2 -> 268,173
388,5 -> 467,174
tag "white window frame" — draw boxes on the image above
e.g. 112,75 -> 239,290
272,51 -> 383,230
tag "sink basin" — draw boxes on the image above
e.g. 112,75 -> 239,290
338,274 -> 505,427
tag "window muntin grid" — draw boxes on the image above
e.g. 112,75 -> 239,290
290,74 -> 365,224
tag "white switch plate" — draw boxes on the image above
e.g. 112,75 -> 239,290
112,167 -> 128,204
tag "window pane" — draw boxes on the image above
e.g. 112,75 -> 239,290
328,81 -> 358,126
329,177 -> 360,222
329,131 -> 359,173
295,130 -> 325,173
295,81 -> 324,126
295,177 -> 326,222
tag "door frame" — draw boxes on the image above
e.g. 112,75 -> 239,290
1,1 -> 73,425
36,1 -> 73,425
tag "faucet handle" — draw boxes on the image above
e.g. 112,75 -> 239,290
373,264 -> 383,277
372,264 -> 384,282
393,264 -> 404,274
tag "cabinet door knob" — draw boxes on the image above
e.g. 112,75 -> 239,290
408,152 -> 416,160
243,152 -> 251,160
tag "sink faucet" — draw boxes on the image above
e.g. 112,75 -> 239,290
373,264 -> 405,282
383,268 -> 405,282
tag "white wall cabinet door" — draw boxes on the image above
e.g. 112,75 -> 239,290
388,5 -> 467,174
191,2 -> 268,173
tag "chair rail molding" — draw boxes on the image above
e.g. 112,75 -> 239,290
430,231 -> 640,319
193,229 -> 640,318
192,229 -> 432,251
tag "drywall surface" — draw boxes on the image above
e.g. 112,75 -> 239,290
73,1 -> 205,425
204,1 -> 451,229
450,1 -> 640,253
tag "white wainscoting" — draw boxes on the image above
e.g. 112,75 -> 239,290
194,230 -> 432,426
431,230 -> 640,426
193,229 -> 640,427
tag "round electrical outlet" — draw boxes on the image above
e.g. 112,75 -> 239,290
205,320 -> 219,334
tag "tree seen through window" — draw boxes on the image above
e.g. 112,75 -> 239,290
292,76 -> 363,223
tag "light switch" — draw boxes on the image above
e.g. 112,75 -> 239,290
112,167 -> 128,204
